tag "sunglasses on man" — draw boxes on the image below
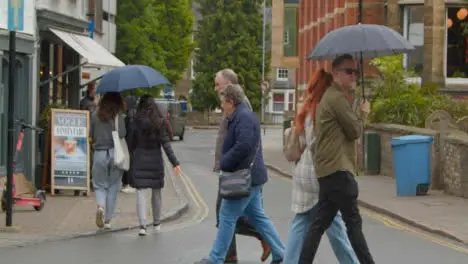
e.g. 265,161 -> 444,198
337,68 -> 359,75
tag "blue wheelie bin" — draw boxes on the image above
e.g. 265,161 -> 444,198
391,135 -> 433,196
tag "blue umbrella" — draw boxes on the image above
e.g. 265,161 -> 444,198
96,65 -> 170,94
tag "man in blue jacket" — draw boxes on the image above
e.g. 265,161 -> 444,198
196,84 -> 285,264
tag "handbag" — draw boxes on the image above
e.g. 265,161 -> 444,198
283,126 -> 305,162
219,143 -> 260,200
112,114 -> 130,171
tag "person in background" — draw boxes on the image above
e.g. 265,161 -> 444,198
121,95 -> 138,194
282,69 -> 358,264
127,94 -> 181,236
213,69 -> 271,263
89,92 -> 126,230
81,82 -> 98,193
80,83 -> 98,113
299,54 -> 374,264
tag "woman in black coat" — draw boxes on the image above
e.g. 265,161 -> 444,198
128,94 -> 181,236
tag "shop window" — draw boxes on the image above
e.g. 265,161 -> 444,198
276,68 -> 289,81
446,7 -> 468,78
272,93 -> 285,112
403,5 -> 424,75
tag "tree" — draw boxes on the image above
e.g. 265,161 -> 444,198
190,0 -> 270,112
116,0 -> 195,96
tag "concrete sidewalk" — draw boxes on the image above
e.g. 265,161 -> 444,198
0,159 -> 188,248
261,128 -> 468,244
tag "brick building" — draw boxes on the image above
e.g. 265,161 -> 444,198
297,0 -> 386,101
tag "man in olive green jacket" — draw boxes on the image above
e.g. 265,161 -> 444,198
299,54 -> 375,264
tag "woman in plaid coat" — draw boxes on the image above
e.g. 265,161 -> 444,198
282,70 -> 358,264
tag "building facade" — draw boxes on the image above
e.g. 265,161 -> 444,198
81,0 -> 119,93
0,1 -> 38,179
267,0 -> 299,124
389,0 -> 468,89
297,0 -> 385,105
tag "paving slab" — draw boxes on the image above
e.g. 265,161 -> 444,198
0,158 -> 188,247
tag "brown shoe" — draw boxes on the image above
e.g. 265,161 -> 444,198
225,255 -> 238,263
260,239 -> 271,262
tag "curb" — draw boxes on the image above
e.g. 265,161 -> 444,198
189,126 -> 219,130
189,125 -> 282,130
0,161 -> 190,249
265,163 -> 467,245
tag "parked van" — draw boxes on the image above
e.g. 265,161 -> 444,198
154,99 -> 187,141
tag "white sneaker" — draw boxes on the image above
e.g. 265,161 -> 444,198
104,223 -> 112,230
153,223 -> 161,231
138,227 -> 147,236
121,185 -> 136,193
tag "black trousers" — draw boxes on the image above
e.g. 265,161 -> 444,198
216,190 -> 264,258
299,171 -> 374,264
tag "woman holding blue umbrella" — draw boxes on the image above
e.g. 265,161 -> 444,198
90,92 -> 126,229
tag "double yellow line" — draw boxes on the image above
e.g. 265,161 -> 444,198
273,171 -> 468,254
160,168 -> 209,233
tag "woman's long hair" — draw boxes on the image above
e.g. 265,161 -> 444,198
97,92 -> 124,122
294,69 -> 333,133
136,94 -> 163,139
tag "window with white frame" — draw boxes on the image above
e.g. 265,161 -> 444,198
403,5 -> 424,75
284,29 -> 290,45
272,93 -> 285,112
276,68 -> 289,81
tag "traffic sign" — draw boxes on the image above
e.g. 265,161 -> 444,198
8,0 -> 24,31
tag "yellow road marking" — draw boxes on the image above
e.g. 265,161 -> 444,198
159,169 -> 209,233
270,170 -> 468,254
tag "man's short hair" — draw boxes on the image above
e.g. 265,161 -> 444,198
332,54 -> 354,70
220,84 -> 245,106
216,68 -> 239,84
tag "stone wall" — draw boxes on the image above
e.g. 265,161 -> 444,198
364,124 -> 468,197
442,134 -> 468,198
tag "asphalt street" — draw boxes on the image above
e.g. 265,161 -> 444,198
1,129 -> 468,264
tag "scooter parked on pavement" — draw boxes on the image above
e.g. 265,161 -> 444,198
1,118 -> 46,212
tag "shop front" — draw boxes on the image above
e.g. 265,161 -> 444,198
0,31 -> 37,183
36,9 -> 124,187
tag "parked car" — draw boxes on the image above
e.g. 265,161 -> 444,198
154,99 -> 187,141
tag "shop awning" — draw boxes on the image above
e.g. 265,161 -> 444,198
50,28 -> 125,68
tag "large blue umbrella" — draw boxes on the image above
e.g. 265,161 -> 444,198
96,65 -> 170,94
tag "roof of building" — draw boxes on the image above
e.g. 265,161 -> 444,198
284,0 -> 299,4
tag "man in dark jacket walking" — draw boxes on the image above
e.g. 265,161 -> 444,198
196,84 -> 284,264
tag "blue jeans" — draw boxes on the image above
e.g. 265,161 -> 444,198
209,185 -> 285,264
283,208 -> 359,264
93,149 -> 123,223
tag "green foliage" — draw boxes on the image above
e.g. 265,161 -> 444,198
368,55 -> 468,127
40,103 -> 67,129
190,0 -> 270,112
116,0 -> 195,95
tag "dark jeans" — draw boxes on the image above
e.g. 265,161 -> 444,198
299,171 -> 374,264
216,190 -> 264,258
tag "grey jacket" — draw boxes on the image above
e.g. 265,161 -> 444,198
90,111 -> 126,150
213,96 -> 252,172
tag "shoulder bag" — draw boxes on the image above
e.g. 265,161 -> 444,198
112,114 -> 130,171
219,143 -> 260,200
